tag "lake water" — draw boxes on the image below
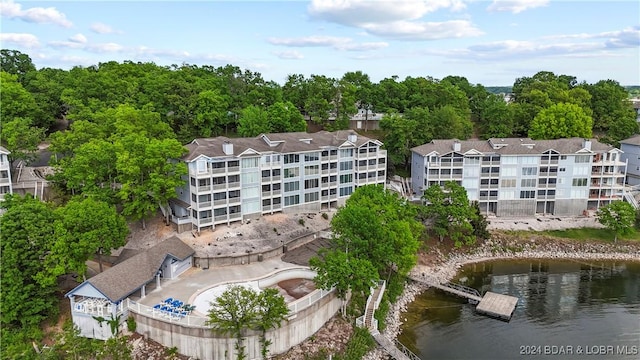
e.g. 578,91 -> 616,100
398,260 -> 640,360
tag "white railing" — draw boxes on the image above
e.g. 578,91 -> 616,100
287,288 -> 334,313
127,299 -> 210,328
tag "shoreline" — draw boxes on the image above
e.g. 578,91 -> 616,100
365,233 -> 640,360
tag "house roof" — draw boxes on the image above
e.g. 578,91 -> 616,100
0,146 -> 9,155
183,130 -> 379,162
411,137 -> 616,157
620,134 -> 640,146
66,236 -> 194,303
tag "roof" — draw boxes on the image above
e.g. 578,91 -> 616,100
183,130 -> 380,162
66,236 -> 194,302
411,137 -> 616,157
620,134 -> 640,146
0,146 -> 9,155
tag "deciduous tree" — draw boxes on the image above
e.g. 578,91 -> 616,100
528,103 -> 593,140
597,201 -> 636,243
422,181 -> 477,247
255,288 -> 289,359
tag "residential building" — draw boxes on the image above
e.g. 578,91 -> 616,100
169,131 -> 387,233
620,134 -> 640,186
0,146 -> 12,201
411,138 -> 627,217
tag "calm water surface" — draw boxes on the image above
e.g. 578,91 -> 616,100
399,260 -> 640,360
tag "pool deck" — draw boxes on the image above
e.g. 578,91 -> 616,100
133,257 -> 300,310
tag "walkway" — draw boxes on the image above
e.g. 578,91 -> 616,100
409,274 -> 482,303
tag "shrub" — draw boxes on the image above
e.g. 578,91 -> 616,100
298,218 -> 305,226
126,316 -> 136,332
321,212 -> 329,220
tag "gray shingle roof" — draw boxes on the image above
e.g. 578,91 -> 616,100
411,137 -> 616,157
69,236 -> 194,302
620,134 -> 640,146
183,130 -> 379,161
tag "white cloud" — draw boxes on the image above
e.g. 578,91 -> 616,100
86,42 -> 124,53
273,50 -> 304,60
363,20 -> 483,40
308,0 -> 465,27
69,33 -> 87,44
0,0 -> 72,28
90,22 -> 122,35
267,35 -> 389,51
487,0 -> 549,14
0,32 -> 39,48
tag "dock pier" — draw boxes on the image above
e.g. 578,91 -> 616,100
409,274 -> 519,321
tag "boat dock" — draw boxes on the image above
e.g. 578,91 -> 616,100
409,274 -> 519,321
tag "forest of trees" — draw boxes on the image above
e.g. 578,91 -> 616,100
1,48 -> 639,358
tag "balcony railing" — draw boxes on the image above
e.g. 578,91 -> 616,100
197,185 -> 211,193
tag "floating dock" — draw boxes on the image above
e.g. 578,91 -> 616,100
475,291 -> 519,320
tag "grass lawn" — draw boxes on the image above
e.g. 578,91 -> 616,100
542,227 -> 640,242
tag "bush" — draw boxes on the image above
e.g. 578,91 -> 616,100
298,218 -> 305,226
333,327 -> 375,360
126,316 -> 137,332
321,212 -> 329,220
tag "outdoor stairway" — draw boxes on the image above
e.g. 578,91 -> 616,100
357,280 -> 422,360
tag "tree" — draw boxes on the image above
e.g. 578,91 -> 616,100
0,194 -> 58,329
206,285 -> 259,360
597,201 -> 636,243
237,105 -> 270,137
267,101 -> 307,133
310,249 -> 379,300
528,103 -> 593,140
380,111 -> 417,169
1,49 -> 36,84
422,181 -> 477,247
48,197 -> 128,278
255,288 -> 289,359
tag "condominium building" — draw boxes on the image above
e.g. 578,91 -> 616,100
0,146 -> 12,202
169,131 -> 387,233
620,134 -> 640,186
411,138 -> 627,217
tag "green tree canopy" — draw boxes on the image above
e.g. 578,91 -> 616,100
597,201 -> 636,243
422,181 -> 478,247
528,102 -> 593,140
0,194 -> 58,329
237,105 -> 270,137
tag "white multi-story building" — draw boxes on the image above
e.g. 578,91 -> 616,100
0,146 -> 12,202
169,131 -> 387,233
411,138 -> 627,217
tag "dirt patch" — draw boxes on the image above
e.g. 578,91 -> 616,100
274,316 -> 353,360
277,278 -> 317,300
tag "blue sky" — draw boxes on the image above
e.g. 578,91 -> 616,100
1,0 -> 639,86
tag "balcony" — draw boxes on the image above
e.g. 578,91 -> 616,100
228,197 -> 241,204
214,215 -> 228,222
197,201 -> 211,208
199,217 -> 212,225
229,213 -> 242,220
213,199 -> 227,206
197,185 -> 211,193
227,166 -> 240,173
212,183 -> 226,191
228,182 -> 241,188
0,177 -> 10,184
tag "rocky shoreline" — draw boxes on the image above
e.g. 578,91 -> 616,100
366,232 -> 640,360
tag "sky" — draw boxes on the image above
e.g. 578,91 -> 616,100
1,0 -> 639,86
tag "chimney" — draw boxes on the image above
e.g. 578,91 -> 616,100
583,139 -> 592,151
222,141 -> 234,155
453,140 -> 461,152
348,133 -> 357,143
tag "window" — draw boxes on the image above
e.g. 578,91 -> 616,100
191,193 -> 197,202
304,152 -> 320,162
305,178 -> 319,189
465,157 -> 480,165
190,177 -> 196,186
197,160 -> 206,173
501,167 -> 516,177
241,157 -> 259,168
340,174 -> 353,184
199,210 -> 212,219
575,155 -> 590,163
228,160 -> 239,168
499,190 -> 516,200
284,154 -> 300,164
198,194 -> 211,202
263,199 -> 271,206
273,183 -> 281,191
462,179 -> 476,188
430,156 -> 438,162
213,192 -> 226,200
213,176 -> 225,185
228,190 -> 240,199
304,165 -> 319,176
560,155 -> 567,160
262,170 -> 271,178
284,195 -> 300,206
284,181 -> 300,192
211,162 -> 225,170
241,172 -> 259,184
501,179 -> 516,188
521,179 -> 536,187
572,178 -> 588,186
522,167 -> 537,176
464,167 -> 480,177
520,191 -> 535,199
502,157 -> 517,165
272,169 -> 281,176
339,186 -> 353,196
339,161 -> 353,171
304,192 -> 319,203
521,156 -> 538,165
339,149 -> 353,157
284,167 -> 299,178
214,208 -> 227,217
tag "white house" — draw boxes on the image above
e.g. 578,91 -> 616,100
0,146 -> 12,201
